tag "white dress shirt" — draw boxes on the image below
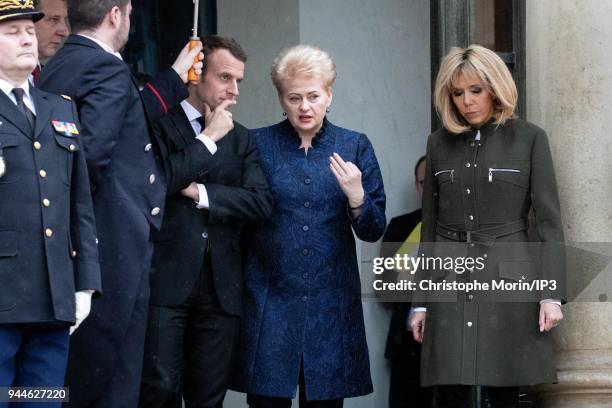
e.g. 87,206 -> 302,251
179,100 -> 218,209
0,78 -> 36,115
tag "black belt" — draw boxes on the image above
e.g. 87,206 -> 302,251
436,219 -> 528,245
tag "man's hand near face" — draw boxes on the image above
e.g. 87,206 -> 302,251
201,99 -> 236,142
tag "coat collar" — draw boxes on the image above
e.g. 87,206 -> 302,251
465,118 -> 503,140
64,34 -> 106,52
278,116 -> 335,152
0,87 -> 36,139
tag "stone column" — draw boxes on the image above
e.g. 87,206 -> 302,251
527,1 -> 612,407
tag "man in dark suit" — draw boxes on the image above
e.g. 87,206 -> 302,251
0,1 -> 100,404
34,0 -> 69,65
379,155 -> 432,408
139,35 -> 273,408
37,1 -> 203,406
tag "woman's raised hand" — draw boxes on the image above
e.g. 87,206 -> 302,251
329,153 -> 365,208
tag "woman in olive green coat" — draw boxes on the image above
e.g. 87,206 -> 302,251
409,45 -> 565,408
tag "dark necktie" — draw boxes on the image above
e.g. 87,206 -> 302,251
12,88 -> 35,134
196,116 -> 205,132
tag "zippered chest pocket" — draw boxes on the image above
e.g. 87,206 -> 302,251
435,169 -> 455,184
485,164 -> 530,188
488,168 -> 520,182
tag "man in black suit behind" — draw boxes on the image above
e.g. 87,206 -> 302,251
38,1 -> 203,406
139,35 -> 273,408
380,155 -> 433,408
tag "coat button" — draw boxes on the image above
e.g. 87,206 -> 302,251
302,248 -> 308,256
201,232 -> 208,239
69,144 -> 77,152
474,163 -> 478,168
467,321 -> 473,327
302,296 -> 308,302
302,225 -> 309,231
468,294 -> 474,301
39,169 -> 47,178
45,228 -> 53,238
151,207 -> 160,216
71,250 -> 78,258
144,143 -> 152,152
466,163 -> 471,168
33,141 -> 41,150
469,215 -> 474,221
42,198 -> 51,207
304,201 -> 310,208
466,188 -> 471,194
149,174 -> 156,184
304,178 -> 311,185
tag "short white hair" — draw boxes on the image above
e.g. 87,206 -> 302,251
271,45 -> 336,93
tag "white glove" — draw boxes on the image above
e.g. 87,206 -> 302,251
70,290 -> 94,335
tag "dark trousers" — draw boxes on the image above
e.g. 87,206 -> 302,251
64,207 -> 154,408
247,364 -> 343,408
0,324 -> 69,408
140,254 -> 240,408
388,361 -> 432,408
435,385 -> 519,408
90,273 -> 150,408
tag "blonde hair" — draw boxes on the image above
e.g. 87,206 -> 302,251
271,45 -> 337,93
434,44 -> 518,134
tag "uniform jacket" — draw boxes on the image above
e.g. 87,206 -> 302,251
416,119 -> 565,387
232,119 -> 386,400
0,87 -> 100,324
40,34 -> 187,229
150,105 -> 273,315
38,34 -> 188,404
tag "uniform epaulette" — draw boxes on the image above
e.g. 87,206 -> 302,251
61,95 -> 72,101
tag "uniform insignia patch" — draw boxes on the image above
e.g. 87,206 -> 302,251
52,120 -> 79,136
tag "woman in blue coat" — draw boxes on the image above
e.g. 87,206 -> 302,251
233,45 -> 386,407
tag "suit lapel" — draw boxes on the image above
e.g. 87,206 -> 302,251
171,107 -> 199,148
0,90 -> 33,139
31,88 -> 52,140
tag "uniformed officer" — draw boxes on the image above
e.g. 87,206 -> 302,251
0,1 -> 100,405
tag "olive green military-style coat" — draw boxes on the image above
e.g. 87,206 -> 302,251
416,119 -> 565,387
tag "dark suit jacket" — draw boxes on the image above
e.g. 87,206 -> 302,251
150,105 -> 273,315
381,209 -> 423,368
0,87 -> 100,324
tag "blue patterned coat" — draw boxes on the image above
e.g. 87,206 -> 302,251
232,119 -> 386,400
